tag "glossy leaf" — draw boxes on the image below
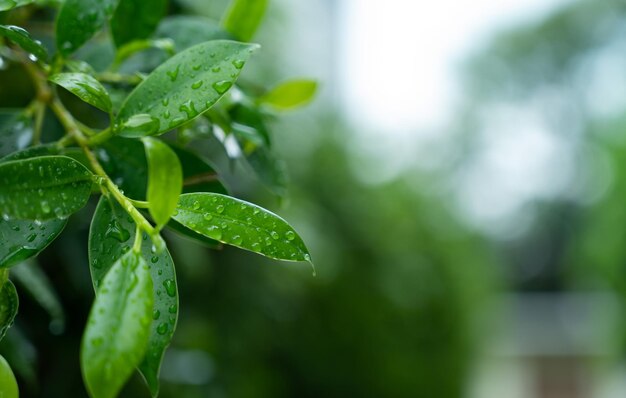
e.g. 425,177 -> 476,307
0,111 -> 32,158
0,218 -> 67,268
49,73 -> 112,113
0,280 -> 18,342
111,0 -> 168,47
0,156 -> 93,220
260,79 -> 318,110
0,25 -> 48,61
55,0 -> 119,56
81,251 -> 153,398
143,137 -> 182,228
116,40 -> 259,137
221,0 -> 268,42
12,262 -> 65,332
173,193 -> 311,262
0,0 -> 34,11
89,197 -> 178,397
0,355 -> 18,398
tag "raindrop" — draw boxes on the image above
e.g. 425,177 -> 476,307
232,59 -> 245,69
286,231 -> 295,241
193,201 -> 200,210
152,309 -> 161,320
270,231 -> 280,240
203,213 -> 213,221
216,205 -> 224,213
191,80 -> 204,90
212,80 -> 232,94
166,65 -> 180,81
156,323 -> 168,335
105,220 -> 131,242
162,279 -> 176,297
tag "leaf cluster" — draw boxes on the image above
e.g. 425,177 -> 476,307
0,0 -> 317,396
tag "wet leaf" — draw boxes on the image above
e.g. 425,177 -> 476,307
49,73 -> 112,113
0,280 -> 18,342
116,40 -> 259,137
55,0 -> 119,56
0,218 -> 67,269
89,197 -> 177,397
221,0 -> 268,42
0,25 -> 48,61
173,192 -> 311,262
0,156 -> 94,220
143,137 -> 182,229
111,0 -> 168,47
260,79 -> 318,110
81,251 -> 153,398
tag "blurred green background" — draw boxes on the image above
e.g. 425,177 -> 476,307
4,0 -> 626,397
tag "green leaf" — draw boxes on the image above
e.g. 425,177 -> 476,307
81,251 -> 153,398
0,111 -> 32,158
0,355 -> 18,398
0,156 -> 93,220
143,137 -> 182,229
11,262 -> 65,332
260,79 -> 318,110
49,73 -> 112,113
116,40 -> 259,137
89,197 -> 177,397
0,218 -> 67,268
55,0 -> 119,56
221,0 -> 268,42
111,0 -> 168,47
0,0 -> 34,12
173,193 -> 311,262
0,25 -> 48,62
0,279 -> 18,342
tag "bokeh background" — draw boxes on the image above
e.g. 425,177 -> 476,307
4,0 -> 626,397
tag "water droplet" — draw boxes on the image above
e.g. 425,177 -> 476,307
161,98 -> 169,106
123,114 -> 159,136
203,213 -> 213,221
192,64 -> 201,71
151,255 -> 159,263
270,231 -> 280,240
156,322 -> 168,335
232,59 -> 245,69
191,80 -> 203,89
232,235 -> 242,245
168,304 -> 177,314
26,233 -> 37,242
105,220 -> 131,242
251,242 -> 262,252
40,201 -> 51,214
193,201 -> 200,210
162,279 -> 176,297
211,66 -> 221,73
216,205 -> 224,213
286,231 -> 295,241
179,100 -> 198,119
212,80 -> 232,94
152,309 -> 161,320
166,65 -> 180,81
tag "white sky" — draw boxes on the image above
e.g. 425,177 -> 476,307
338,0 -> 576,137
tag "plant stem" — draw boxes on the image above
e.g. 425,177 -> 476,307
24,59 -> 157,237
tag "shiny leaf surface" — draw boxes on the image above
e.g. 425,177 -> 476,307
0,156 -> 93,220
89,196 -> 177,397
173,192 -> 311,262
49,73 -> 112,112
143,137 -> 182,229
116,40 -> 259,137
81,251 -> 153,398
